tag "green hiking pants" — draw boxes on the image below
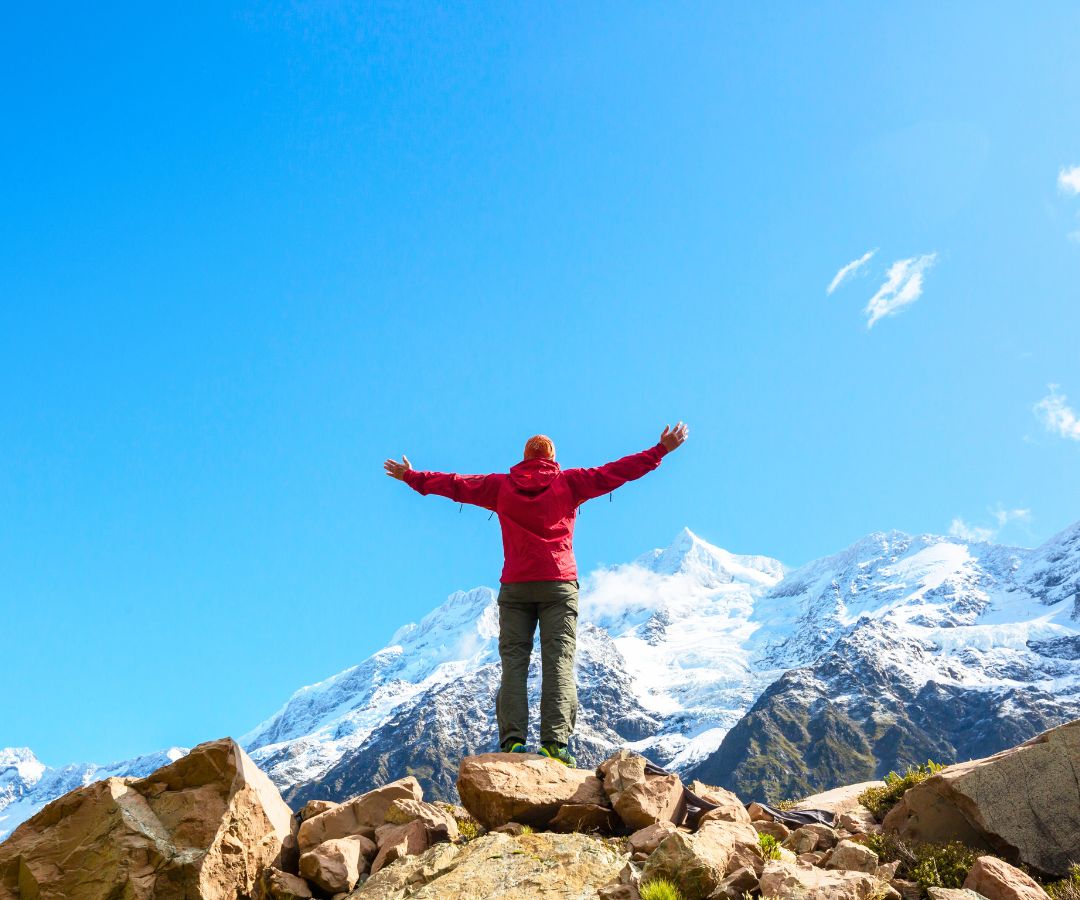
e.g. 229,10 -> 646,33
495,579 -> 579,749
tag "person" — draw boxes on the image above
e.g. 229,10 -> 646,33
383,422 -> 689,766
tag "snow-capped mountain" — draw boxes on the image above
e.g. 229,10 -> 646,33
3,522 -> 1078,838
242,523 -> 1080,808
0,746 -> 187,841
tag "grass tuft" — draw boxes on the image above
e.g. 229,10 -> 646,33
865,832 -> 977,891
1046,865 -> 1080,900
639,877 -> 685,900
758,832 -> 782,860
858,760 -> 945,820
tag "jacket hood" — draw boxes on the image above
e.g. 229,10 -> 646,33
508,457 -> 561,493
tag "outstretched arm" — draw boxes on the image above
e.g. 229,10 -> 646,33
563,422 -> 689,505
384,455 -> 502,510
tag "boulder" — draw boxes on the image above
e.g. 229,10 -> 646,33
802,823 -> 840,849
370,819 -> 432,876
549,802 -> 619,833
689,780 -> 752,824
963,856 -> 1051,900
883,719 -> 1080,878
300,799 -> 340,822
795,781 -> 886,817
598,885 -> 642,900
298,777 -> 422,852
598,750 -> 686,831
757,859 -> 886,900
0,737 -> 295,900
253,866 -> 314,900
928,890 -> 991,900
713,865 -> 760,900
383,798 -> 460,841
756,819 -> 792,840
838,806 -> 881,835
641,819 -> 759,898
748,801 -> 775,821
784,826 -> 822,854
457,752 -> 609,830
826,839 -> 880,874
299,836 -> 370,894
348,831 -> 627,899
891,879 -> 923,900
627,821 -> 680,856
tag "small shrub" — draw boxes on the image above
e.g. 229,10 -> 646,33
1046,865 -> 1080,900
758,832 -> 782,860
518,824 -> 534,836
639,878 -> 684,900
775,798 -> 799,810
864,832 -> 978,892
455,816 -> 481,842
858,760 -> 945,820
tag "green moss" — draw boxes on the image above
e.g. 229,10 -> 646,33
858,760 -> 945,820
639,877 -> 685,900
758,832 -> 782,860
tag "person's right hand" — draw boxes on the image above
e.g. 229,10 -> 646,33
660,422 -> 689,452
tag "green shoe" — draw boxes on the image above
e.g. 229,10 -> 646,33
539,744 -> 576,767
502,741 -> 527,754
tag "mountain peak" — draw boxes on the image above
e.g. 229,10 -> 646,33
645,528 -> 785,585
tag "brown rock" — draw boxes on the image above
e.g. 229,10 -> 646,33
928,889 -> 992,900
599,885 -> 642,900
892,878 -> 924,900
712,864 -> 760,900
883,719 -> 1080,878
783,825 -> 822,854
0,738 -> 294,900
598,749 -> 686,831
690,779 -> 752,824
491,822 -> 527,836
755,819 -> 792,840
253,866 -> 314,900
963,856 -> 1050,900
876,861 -> 901,881
383,798 -> 459,841
298,777 -> 422,852
839,806 -> 882,835
827,838 -> 880,873
370,819 -> 432,876
627,821 -> 679,856
802,823 -> 841,849
794,781 -> 886,816
748,801 -> 775,821
729,840 -> 766,877
299,836 -> 370,894
641,819 -> 760,898
549,802 -> 619,833
758,859 -> 885,900
457,752 -> 608,829
300,799 -> 339,822
799,851 -> 829,866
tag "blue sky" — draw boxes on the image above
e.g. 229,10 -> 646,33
3,3 -> 1080,766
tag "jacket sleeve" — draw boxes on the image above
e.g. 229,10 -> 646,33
562,443 -> 669,505
403,470 -> 503,511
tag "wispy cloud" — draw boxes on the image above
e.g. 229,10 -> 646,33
1034,384 -> 1080,441
1058,165 -> 1080,195
949,507 -> 1032,543
827,249 -> 877,295
864,253 -> 937,329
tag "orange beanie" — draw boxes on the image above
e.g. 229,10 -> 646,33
523,435 -> 555,460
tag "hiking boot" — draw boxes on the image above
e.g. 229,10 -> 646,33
501,741 -> 527,754
538,743 -> 576,767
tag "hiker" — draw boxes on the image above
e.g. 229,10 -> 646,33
383,422 -> 689,766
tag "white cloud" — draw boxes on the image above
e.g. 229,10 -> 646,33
864,253 -> 937,329
949,507 -> 1031,543
827,249 -> 877,295
1034,384 -> 1080,441
1058,165 -> 1080,195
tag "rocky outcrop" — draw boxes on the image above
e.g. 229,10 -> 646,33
457,752 -> 610,829
640,819 -> 761,898
757,858 -> 886,900
883,719 -> 1080,877
346,831 -> 627,899
599,750 -> 685,830
298,776 -> 422,851
0,738 -> 295,900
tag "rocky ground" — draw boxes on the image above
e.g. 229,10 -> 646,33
0,719 -> 1077,900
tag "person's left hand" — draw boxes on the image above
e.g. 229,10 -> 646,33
384,455 -> 413,480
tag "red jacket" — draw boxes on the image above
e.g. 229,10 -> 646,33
404,443 -> 670,583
